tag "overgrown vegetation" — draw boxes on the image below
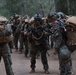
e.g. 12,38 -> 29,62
0,0 -> 76,19
0,0 -> 55,18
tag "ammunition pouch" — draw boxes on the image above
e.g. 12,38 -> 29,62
0,35 -> 11,43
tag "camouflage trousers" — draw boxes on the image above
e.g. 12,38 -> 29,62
19,35 -> 29,55
13,33 -> 20,50
58,45 -> 72,75
30,45 -> 49,70
0,44 -> 14,75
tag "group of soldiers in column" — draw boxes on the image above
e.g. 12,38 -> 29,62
0,12 -> 75,75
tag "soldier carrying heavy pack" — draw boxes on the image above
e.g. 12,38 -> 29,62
11,13 -> 21,51
47,13 -> 72,75
0,16 -> 14,75
25,14 -> 49,74
19,15 -> 29,56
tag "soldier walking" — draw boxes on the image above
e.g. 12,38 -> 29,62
0,16 -> 14,75
47,13 -> 72,75
25,14 -> 49,74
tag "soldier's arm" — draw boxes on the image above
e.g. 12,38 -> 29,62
52,24 -> 63,50
24,25 -> 32,36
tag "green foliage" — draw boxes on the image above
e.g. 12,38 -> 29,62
55,0 -> 76,15
0,0 -> 56,18
0,0 -> 76,19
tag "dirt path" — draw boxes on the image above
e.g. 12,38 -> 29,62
0,50 -> 76,75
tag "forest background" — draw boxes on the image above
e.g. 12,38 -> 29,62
0,0 -> 76,19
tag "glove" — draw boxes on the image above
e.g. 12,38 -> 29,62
53,49 -> 58,55
24,31 -> 27,36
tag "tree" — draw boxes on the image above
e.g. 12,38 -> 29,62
0,0 -> 55,18
55,0 -> 68,15
55,0 -> 76,15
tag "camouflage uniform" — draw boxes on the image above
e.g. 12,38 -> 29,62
24,23 -> 29,56
51,22 -> 72,75
0,16 -> 14,75
19,21 -> 29,55
27,14 -> 49,74
45,22 -> 54,48
0,44 -> 14,75
28,26 -> 49,72
11,14 -> 20,51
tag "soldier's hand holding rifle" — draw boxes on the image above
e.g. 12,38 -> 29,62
24,31 -> 27,35
52,48 -> 58,57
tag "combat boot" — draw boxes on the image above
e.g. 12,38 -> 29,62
72,72 -> 74,75
15,48 -> 18,52
71,69 -> 74,75
44,70 -> 50,74
25,53 -> 28,57
60,71 -> 65,75
66,73 -> 72,75
30,69 -> 35,73
60,73 -> 66,75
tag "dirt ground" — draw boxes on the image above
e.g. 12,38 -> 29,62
0,49 -> 76,75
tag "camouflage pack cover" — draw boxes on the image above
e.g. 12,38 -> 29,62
29,17 -> 34,24
0,26 -> 12,43
0,16 -> 11,43
67,31 -> 76,46
29,17 -> 46,24
66,16 -> 76,46
0,16 -> 8,22
66,16 -> 76,25
0,35 -> 12,43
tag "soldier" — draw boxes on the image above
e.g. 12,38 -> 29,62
25,14 -> 49,74
55,12 -> 74,75
11,13 -> 21,51
0,16 -> 14,75
45,13 -> 57,48
48,13 -> 72,75
19,16 -> 29,56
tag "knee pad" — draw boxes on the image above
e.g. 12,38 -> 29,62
59,45 -> 71,60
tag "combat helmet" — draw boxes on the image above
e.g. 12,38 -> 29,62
47,12 -> 57,22
56,12 -> 65,19
34,13 -> 42,21
0,16 -> 8,25
34,14 -> 43,27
